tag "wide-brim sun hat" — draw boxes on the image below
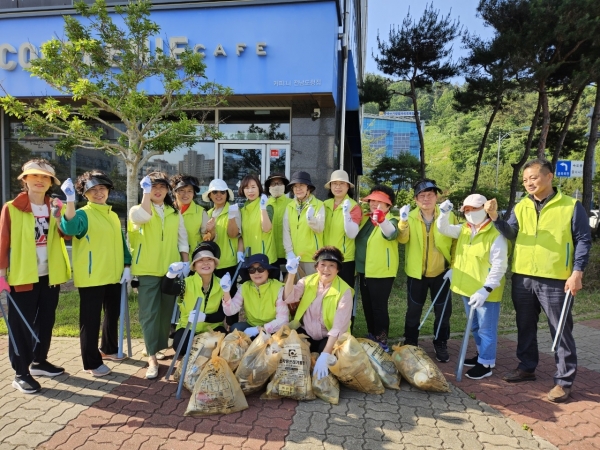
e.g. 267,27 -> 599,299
324,169 -> 354,189
18,161 -> 60,185
190,241 -> 221,268
202,178 -> 234,202
242,253 -> 278,271
288,171 -> 315,191
264,173 -> 290,191
413,180 -> 442,197
361,190 -> 393,206
460,194 -> 488,212
81,174 -> 114,195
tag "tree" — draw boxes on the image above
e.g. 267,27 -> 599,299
370,154 -> 421,203
0,0 -> 231,211
374,3 -> 463,178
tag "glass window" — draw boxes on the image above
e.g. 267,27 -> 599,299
219,109 -> 290,140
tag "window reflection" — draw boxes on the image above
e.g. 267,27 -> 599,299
219,109 -> 290,140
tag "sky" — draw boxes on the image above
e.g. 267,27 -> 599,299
365,0 -> 495,78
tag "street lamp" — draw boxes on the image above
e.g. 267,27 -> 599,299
496,127 -> 530,190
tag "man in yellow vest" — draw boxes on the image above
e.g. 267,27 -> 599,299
398,179 -> 457,363
485,159 -> 592,403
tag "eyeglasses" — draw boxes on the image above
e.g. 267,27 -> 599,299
247,266 -> 267,274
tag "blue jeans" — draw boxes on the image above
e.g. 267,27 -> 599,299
462,296 -> 500,366
230,321 -> 250,332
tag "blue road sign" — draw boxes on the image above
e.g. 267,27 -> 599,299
556,160 -> 571,177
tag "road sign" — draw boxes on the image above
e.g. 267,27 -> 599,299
556,160 -> 584,178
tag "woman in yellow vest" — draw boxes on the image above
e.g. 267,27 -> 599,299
129,172 -> 189,379
282,171 -> 325,276
283,246 -> 353,380
264,174 -> 292,277
162,241 -> 226,350
323,170 -> 361,287
355,185 -> 399,352
170,174 -> 210,251
60,171 -> 132,377
0,159 -> 70,394
221,253 -> 288,337
437,194 -> 508,380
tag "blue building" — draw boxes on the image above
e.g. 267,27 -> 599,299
0,0 -> 366,207
363,112 -> 421,160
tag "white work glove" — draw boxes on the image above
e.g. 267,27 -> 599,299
220,272 -> 232,293
244,327 -> 259,338
342,199 -> 352,221
468,288 -> 489,309
237,252 -> 245,264
188,310 -> 206,324
167,261 -> 185,279
182,262 -> 190,278
306,205 -> 315,221
313,352 -> 332,381
120,267 -> 132,284
61,178 -> 76,203
286,256 -> 301,274
260,194 -> 268,211
228,203 -> 239,219
399,204 -> 410,221
443,269 -> 452,282
140,175 -> 152,194
439,200 -> 453,214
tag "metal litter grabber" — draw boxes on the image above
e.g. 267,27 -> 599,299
165,296 -> 204,399
455,306 -> 476,382
418,277 -> 449,331
1,290 -> 40,357
434,289 -> 452,341
0,293 -> 22,356
118,282 -> 132,359
551,290 -> 573,353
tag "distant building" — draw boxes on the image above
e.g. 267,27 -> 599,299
178,150 -> 215,184
363,112 -> 422,160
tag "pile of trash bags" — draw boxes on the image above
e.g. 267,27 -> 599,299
179,327 -> 449,416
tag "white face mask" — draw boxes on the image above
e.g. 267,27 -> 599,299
269,185 -> 285,198
464,209 -> 488,226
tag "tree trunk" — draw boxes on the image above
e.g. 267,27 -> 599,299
507,94 -> 542,215
410,80 -> 426,178
552,86 -> 585,167
471,103 -> 500,194
582,82 -> 600,215
126,158 -> 141,213
537,81 -> 550,158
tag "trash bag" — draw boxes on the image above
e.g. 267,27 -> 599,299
184,345 -> 248,416
175,330 -> 225,392
329,333 -> 385,395
219,330 -> 252,372
262,329 -> 315,401
391,344 -> 450,393
235,329 -> 281,394
357,338 -> 401,390
310,353 -> 340,404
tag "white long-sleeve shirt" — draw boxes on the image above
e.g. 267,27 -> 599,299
129,204 -> 189,253
437,212 -> 508,289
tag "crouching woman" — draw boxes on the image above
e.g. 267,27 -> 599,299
283,246 -> 353,380
162,241 -> 227,352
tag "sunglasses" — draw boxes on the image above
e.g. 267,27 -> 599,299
247,266 -> 267,274
211,190 -> 227,195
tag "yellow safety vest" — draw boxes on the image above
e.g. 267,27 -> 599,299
324,195 -> 358,262
240,198 -> 276,263
361,214 -> 399,278
286,195 -> 324,262
240,278 -> 283,326
208,203 -> 238,268
182,202 -> 206,253
267,195 -> 292,259
178,273 -> 224,333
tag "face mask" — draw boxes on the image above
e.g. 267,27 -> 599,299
269,185 -> 285,198
465,209 -> 488,226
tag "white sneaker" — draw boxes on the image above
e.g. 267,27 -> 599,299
87,364 -> 112,377
146,365 -> 159,379
142,350 -> 166,360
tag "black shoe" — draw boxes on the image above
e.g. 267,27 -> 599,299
434,342 -> 450,363
465,363 -> 492,380
12,375 -> 41,394
30,361 -> 64,377
402,339 -> 418,347
464,353 -> 479,367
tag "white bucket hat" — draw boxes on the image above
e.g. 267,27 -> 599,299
201,179 -> 234,202
324,169 -> 354,189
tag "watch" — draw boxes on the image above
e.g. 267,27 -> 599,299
483,286 -> 493,293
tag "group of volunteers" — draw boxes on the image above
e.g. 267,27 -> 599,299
0,157 -> 590,404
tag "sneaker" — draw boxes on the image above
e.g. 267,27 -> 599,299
99,349 -> 127,361
464,353 -> 479,367
87,364 -> 112,377
465,363 -> 492,380
142,350 -> 166,360
30,361 -> 64,377
377,340 -> 390,353
434,342 -> 450,363
12,374 -> 41,394
548,385 -> 571,403
146,365 -> 159,380
365,333 -> 376,341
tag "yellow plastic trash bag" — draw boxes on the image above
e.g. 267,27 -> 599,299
219,330 -> 252,372
357,338 -> 401,390
329,333 -> 385,395
391,345 -> 450,393
184,345 -> 248,416
262,329 -> 315,401
175,330 -> 225,392
235,329 -> 281,394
